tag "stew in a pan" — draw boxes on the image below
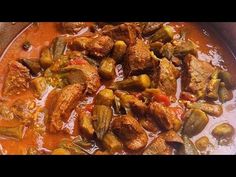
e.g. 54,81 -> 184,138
0,22 -> 235,155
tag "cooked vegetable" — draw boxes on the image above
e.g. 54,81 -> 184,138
77,109 -> 94,138
40,48 -> 53,69
0,125 -> 24,139
102,132 -> 123,153
160,43 -> 174,59
95,89 -> 114,107
20,58 -> 41,76
150,41 -> 163,56
150,25 -> 174,43
59,139 -> 87,155
173,40 -> 198,58
206,78 -> 220,100
50,36 -> 67,59
72,136 -> 93,149
218,82 -> 233,103
99,57 -> 116,80
31,77 -> 47,99
115,90 -> 147,116
171,116 -> 183,132
52,148 -> 71,155
22,41 -> 32,51
218,70 -> 234,89
195,136 -> 211,151
112,40 -> 127,62
93,105 -> 113,140
178,135 -> 199,155
110,74 -> 151,91
212,123 -> 234,144
186,102 -> 223,117
183,109 -> 209,137
143,88 -> 171,106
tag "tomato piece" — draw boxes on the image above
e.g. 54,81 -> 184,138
69,57 -> 88,65
84,104 -> 94,113
153,94 -> 171,106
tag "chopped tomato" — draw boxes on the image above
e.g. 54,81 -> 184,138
153,94 -> 171,106
69,57 -> 88,65
84,104 -> 94,112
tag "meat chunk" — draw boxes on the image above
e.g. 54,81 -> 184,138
143,137 -> 171,155
61,22 -> 88,34
153,58 -> 180,97
183,54 -> 215,96
124,39 -> 153,76
114,90 -> 147,117
142,22 -> 163,36
49,84 -> 85,133
86,35 -> 114,58
112,115 -> 148,151
149,102 -> 180,130
11,99 -> 36,122
63,60 -> 101,94
3,61 -> 31,96
102,23 -> 141,45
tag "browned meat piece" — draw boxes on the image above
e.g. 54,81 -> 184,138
61,22 -> 90,34
86,35 -> 114,58
143,137 -> 172,155
62,61 -> 101,94
124,39 -> 153,76
49,84 -> 85,133
112,115 -> 148,151
183,54 -> 215,96
139,117 -> 159,132
102,23 -> 141,45
3,61 -> 31,96
152,58 -> 180,97
114,90 -> 147,117
11,99 -> 36,122
159,130 -> 184,145
142,22 -> 163,36
69,36 -> 93,51
149,102 -> 179,130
